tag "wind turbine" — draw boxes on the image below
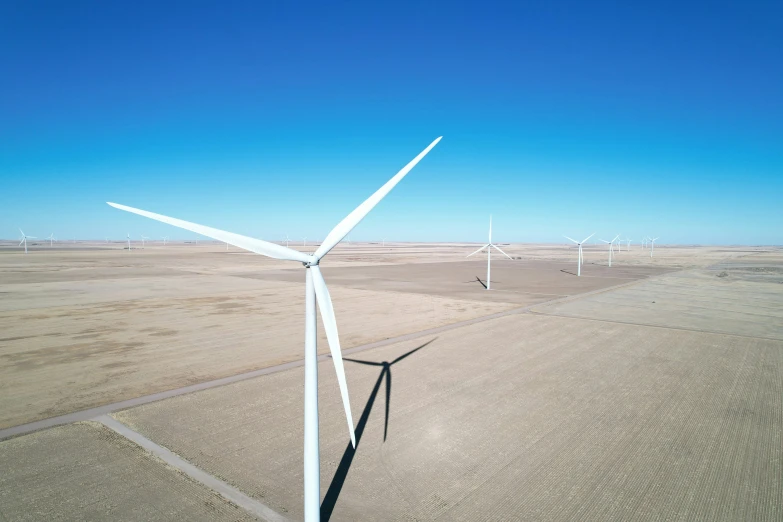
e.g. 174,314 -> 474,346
162,236 -> 169,245
625,238 -> 632,251
283,234 -> 291,247
141,235 -> 149,248
126,233 -> 131,251
303,237 -> 307,247
46,233 -> 56,247
382,238 -> 386,247
564,232 -> 595,276
467,216 -> 512,290
649,237 -> 659,257
600,234 -> 620,267
18,229 -> 36,253
106,136 -> 441,521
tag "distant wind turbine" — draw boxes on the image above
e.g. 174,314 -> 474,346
382,238 -> 386,247
18,229 -> 36,254
106,136 -> 441,521
140,235 -> 149,248
46,233 -> 56,247
564,232 -> 595,276
162,236 -> 169,245
303,237 -> 307,247
126,233 -> 131,251
467,216 -> 512,290
649,237 -> 659,257
600,234 -> 620,267
283,234 -> 291,247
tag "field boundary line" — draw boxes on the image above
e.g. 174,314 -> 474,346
94,415 -> 289,522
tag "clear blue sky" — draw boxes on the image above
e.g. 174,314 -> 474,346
1,1 -> 781,245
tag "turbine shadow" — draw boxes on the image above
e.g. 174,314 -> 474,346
320,338 -> 435,521
560,269 -> 577,276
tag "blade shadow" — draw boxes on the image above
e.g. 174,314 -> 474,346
560,269 -> 577,276
321,338 -> 435,521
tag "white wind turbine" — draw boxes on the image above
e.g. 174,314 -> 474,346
140,235 -> 149,248
382,237 -> 386,247
283,233 -> 291,247
600,234 -> 620,267
625,238 -> 632,251
649,237 -> 659,257
467,216 -> 512,290
107,136 -> 441,521
126,233 -> 132,251
303,237 -> 307,247
563,232 -> 595,276
162,236 -> 169,245
46,233 -> 56,247
18,229 -> 36,254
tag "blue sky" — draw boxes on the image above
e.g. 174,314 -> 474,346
1,1 -> 781,245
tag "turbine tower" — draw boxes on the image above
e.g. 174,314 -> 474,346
649,237 -> 659,257
18,229 -> 36,254
141,235 -> 149,248
107,136 -> 442,521
467,215 -> 512,290
564,232 -> 595,276
126,233 -> 131,251
46,233 -> 56,247
600,234 -> 620,267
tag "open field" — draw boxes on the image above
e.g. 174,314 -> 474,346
0,244 -> 675,429
533,265 -> 783,341
112,310 -> 783,521
0,421 -> 253,521
1,244 -> 781,521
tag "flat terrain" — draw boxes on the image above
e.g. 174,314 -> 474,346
0,244 -> 666,429
1,243 -> 781,521
114,312 -> 783,521
0,421 -> 253,521
533,264 -> 783,340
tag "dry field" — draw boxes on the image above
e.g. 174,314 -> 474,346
1,243 -> 781,521
0,243 -> 665,429
0,421 -> 253,521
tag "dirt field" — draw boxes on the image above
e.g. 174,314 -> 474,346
1,243 -> 781,521
0,421 -> 253,521
114,312 -> 783,521
533,267 -> 783,340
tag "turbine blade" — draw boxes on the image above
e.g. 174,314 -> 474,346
314,137 -> 441,260
310,265 -> 356,448
18,238 -> 24,246
581,232 -> 596,244
492,243 -> 513,260
107,202 -> 310,262
467,244 -> 490,257
563,235 -> 579,244
488,215 -> 492,244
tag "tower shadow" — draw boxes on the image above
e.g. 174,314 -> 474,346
320,338 -> 435,521
462,276 -> 489,288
